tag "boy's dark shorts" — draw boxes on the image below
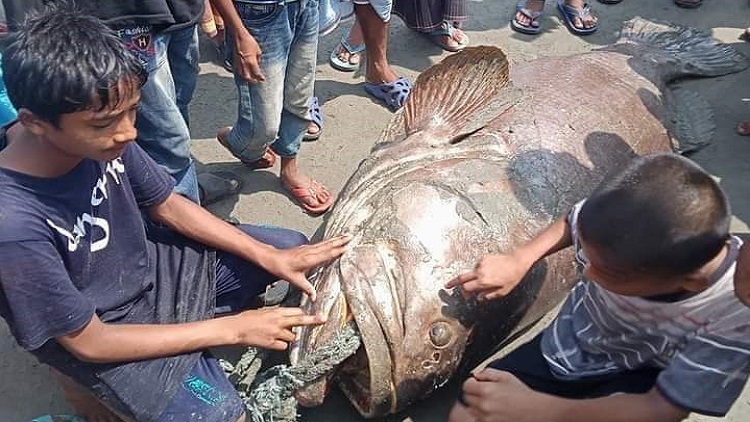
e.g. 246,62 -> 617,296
458,333 -> 660,405
157,353 -> 245,422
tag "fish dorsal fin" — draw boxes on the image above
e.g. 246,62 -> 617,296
404,46 -> 510,137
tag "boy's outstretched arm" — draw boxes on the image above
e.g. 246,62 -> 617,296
57,306 -> 326,364
148,193 -> 351,301
446,213 -> 573,300
451,369 -> 688,422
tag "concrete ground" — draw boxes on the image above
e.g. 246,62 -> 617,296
2,0 -> 750,420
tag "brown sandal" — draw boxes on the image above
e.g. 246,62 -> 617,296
216,127 -> 277,169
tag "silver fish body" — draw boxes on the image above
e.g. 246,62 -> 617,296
290,18 -> 749,418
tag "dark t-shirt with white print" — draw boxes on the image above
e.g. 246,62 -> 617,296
0,135 -> 216,421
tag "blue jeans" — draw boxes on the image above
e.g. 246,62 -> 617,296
131,25 -> 200,202
214,224 -> 308,313
224,0 -> 319,161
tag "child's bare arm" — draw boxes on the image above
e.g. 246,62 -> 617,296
56,307 -> 325,364
458,369 -> 687,422
147,193 -> 351,301
446,214 -> 573,300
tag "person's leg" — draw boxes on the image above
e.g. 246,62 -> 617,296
274,0 -> 333,214
331,18 -> 364,71
156,353 -> 246,422
353,2 -> 398,85
135,31 -> 200,203
165,25 -> 201,126
214,224 -> 308,314
217,2 -> 289,167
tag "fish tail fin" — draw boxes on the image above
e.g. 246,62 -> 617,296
403,46 -> 510,137
619,17 -> 749,78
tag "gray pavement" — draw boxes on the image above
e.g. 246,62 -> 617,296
2,0 -> 750,420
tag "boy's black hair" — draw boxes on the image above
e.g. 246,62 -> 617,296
1,4 -> 147,126
578,153 -> 730,278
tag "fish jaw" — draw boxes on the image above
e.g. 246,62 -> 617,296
291,263 -> 351,407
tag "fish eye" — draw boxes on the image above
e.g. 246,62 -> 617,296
429,322 -> 453,349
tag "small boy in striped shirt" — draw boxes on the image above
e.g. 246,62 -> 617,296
447,153 -> 750,422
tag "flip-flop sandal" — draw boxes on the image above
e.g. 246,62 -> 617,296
511,0 -> 545,35
364,77 -> 412,111
216,127 -> 278,169
286,178 -> 334,215
426,22 -> 470,52
329,36 -> 365,72
673,0 -> 702,8
303,96 -> 323,142
557,0 -> 598,36
197,171 -> 242,205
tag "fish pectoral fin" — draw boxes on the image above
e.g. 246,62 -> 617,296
403,46 -> 510,138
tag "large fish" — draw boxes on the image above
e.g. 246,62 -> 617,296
290,18 -> 749,418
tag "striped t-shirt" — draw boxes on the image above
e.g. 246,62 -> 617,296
541,202 -> 750,416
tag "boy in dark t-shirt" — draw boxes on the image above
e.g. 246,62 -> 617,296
0,8 -> 350,422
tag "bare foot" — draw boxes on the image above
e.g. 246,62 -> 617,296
565,0 -> 598,30
306,121 -> 320,137
52,369 -> 125,422
514,0 -> 545,28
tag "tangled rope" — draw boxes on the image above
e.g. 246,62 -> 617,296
221,322 -> 361,422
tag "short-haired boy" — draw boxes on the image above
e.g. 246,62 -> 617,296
0,9 -> 349,422
447,153 -> 750,422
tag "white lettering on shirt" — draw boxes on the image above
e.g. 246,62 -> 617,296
47,157 -> 126,252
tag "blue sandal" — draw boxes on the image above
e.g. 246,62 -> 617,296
364,77 -> 412,111
511,0 -> 545,35
304,96 -> 323,141
557,0 -> 598,35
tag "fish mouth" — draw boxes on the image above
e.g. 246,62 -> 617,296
293,243 -> 402,417
333,243 -> 406,417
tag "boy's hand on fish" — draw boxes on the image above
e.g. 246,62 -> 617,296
227,307 -> 327,350
445,253 -> 530,301
233,33 -> 265,83
462,369 -> 544,422
264,234 -> 353,301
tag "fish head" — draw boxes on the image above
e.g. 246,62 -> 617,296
293,175 -> 518,417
